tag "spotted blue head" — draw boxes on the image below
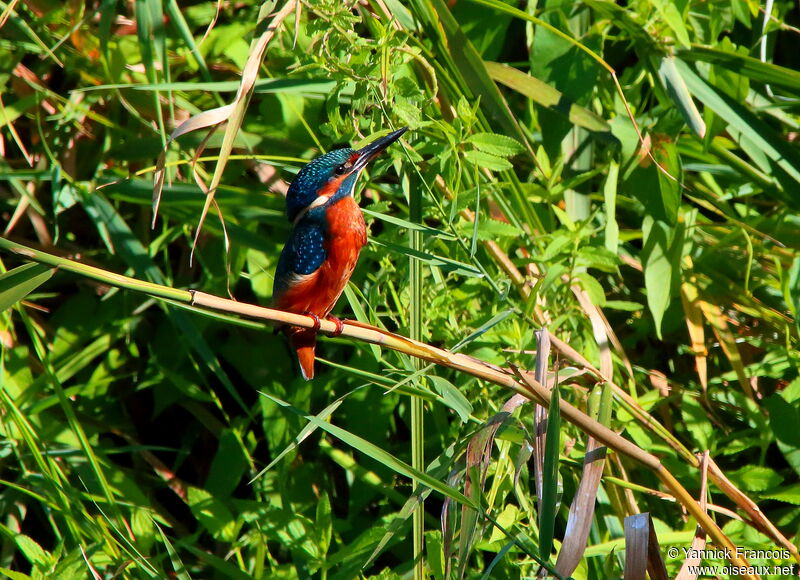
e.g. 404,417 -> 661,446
284,128 -> 407,223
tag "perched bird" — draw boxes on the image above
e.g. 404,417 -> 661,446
272,127 -> 407,379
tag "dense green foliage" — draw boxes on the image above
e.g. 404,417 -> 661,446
1,0 -> 799,578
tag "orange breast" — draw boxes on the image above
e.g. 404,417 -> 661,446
275,196 -> 366,317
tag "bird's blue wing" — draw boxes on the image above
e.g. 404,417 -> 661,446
292,223 -> 326,275
272,222 -> 327,298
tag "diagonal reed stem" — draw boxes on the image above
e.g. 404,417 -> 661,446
0,236 -> 781,577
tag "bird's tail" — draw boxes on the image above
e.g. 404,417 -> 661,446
287,328 -> 317,380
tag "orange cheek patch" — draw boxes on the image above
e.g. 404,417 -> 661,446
318,174 -> 349,198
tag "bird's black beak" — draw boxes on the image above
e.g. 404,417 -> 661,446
350,127 -> 408,174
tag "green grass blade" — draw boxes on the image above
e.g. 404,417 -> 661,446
373,240 -> 483,277
680,45 -> 800,94
156,523 -> 193,580
485,61 -> 612,135
675,58 -> 800,188
80,192 -> 248,412
412,0 -> 531,150
658,56 -> 706,138
0,263 -> 55,311
259,391 -> 477,508
538,381 -> 561,561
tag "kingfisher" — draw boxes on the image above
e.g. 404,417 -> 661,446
272,127 -> 407,380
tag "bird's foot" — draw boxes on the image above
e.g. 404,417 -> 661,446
303,311 -> 321,332
326,315 -> 345,337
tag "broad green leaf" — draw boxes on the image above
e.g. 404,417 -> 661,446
604,300 -> 644,311
476,219 -> 524,240
782,377 -> 800,405
764,394 -> 800,478
540,234 -> 574,262
426,530 -> 446,580
680,393 -> 714,449
651,0 -> 691,48
205,429 -> 248,498
786,257 -> 800,333
641,217 -> 684,338
0,95 -> 38,125
654,137 -> 682,225
187,486 -> 237,542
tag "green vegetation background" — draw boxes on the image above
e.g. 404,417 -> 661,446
1,0 -> 799,578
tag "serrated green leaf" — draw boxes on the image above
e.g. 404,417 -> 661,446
463,150 -> 513,171
0,567 -> 33,580
540,234 -> 573,262
604,300 -> 644,311
466,132 -> 524,157
727,466 -> 783,492
465,218 -> 523,241
762,484 -> 800,505
14,534 -> 51,569
576,246 -> 620,273
574,271 -> 606,306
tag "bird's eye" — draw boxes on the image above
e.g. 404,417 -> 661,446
333,164 -> 347,176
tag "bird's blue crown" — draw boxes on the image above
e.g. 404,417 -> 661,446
285,148 -> 358,223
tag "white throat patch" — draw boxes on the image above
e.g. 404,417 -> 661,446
292,195 -> 331,226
